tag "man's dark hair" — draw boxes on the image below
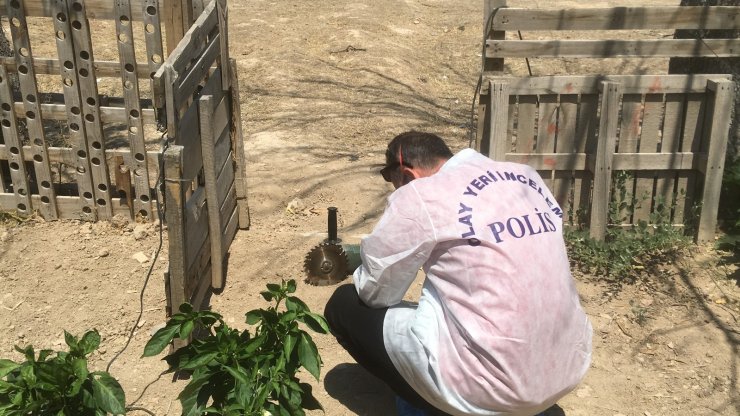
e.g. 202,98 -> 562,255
385,131 -> 453,170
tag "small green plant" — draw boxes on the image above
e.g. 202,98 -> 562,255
565,171 -> 690,284
143,279 -> 329,416
629,300 -> 650,326
0,330 -> 126,415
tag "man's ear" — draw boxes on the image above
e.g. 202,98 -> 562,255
401,165 -> 422,180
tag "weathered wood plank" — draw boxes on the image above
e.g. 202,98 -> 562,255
143,0 -> 166,108
199,94 -> 226,289
0,66 -> 32,215
487,81 -> 510,161
0,193 -> 153,219
177,99 -> 203,181
3,98 -> 157,123
675,93 -> 706,225
552,94 -> 577,222
163,144 -> 186,319
6,0 -> 58,219
69,0 -> 113,219
0,56 -> 155,78
536,95 -> 558,187
216,0 -> 229,88
486,39 -> 740,59
227,58 -> 249,229
213,116 -> 231,177
173,33 -> 221,111
615,93 -> 642,225
221,199 -> 238,260
515,95 -> 537,153
215,150 -> 235,208
114,155 -> 134,219
0,0 -> 162,20
184,186 -> 209,272
503,152 -> 705,171
0,145 -> 160,166
51,2 -> 96,220
117,0 -> 153,220
656,93 -> 684,224
481,75 -> 732,95
572,94 -> 598,225
697,79 -> 732,242
491,7 -> 740,31
159,0 -> 217,77
590,81 -> 621,240
633,94 -> 663,225
163,0 -> 186,54
483,0 -> 508,72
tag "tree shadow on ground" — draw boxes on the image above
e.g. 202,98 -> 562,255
324,363 -> 396,416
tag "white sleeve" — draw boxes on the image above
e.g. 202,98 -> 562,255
352,185 -> 436,308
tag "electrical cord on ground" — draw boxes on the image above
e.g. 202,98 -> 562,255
467,8 -> 533,149
105,131 -> 168,376
125,406 -> 157,416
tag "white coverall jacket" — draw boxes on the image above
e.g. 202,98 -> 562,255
353,148 -> 593,415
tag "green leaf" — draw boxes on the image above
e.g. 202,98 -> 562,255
91,372 -> 126,415
20,364 -> 36,385
69,358 -> 89,396
297,334 -> 320,380
223,365 -> 250,386
0,359 -> 19,378
179,320 -> 195,340
282,333 -> 297,360
37,349 -> 54,362
245,310 -> 264,325
179,303 -> 194,314
300,312 -> 330,334
260,291 -> 274,302
279,311 -> 298,324
15,345 -> 35,363
179,351 -> 219,370
142,322 -> 181,357
285,296 -> 308,313
286,279 -> 297,294
64,331 -> 79,351
179,371 -> 211,416
266,283 -> 281,293
79,330 -> 101,356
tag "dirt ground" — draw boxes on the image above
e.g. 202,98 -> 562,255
1,0 -> 740,415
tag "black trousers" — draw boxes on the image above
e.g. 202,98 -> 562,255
324,284 -> 450,416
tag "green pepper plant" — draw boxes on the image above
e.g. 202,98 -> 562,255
0,329 -> 126,415
143,279 -> 329,416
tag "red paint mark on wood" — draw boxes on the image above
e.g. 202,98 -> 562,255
565,83 -> 574,93
649,77 -> 662,93
544,157 -> 556,167
547,123 -> 558,135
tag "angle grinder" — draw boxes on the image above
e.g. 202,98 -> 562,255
303,207 -> 361,286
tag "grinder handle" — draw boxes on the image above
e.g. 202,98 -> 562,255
341,244 -> 362,274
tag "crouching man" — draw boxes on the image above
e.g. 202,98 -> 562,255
325,131 -> 592,416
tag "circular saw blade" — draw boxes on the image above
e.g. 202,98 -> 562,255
304,243 -> 349,286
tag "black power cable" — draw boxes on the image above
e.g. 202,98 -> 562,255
102,133 -> 169,415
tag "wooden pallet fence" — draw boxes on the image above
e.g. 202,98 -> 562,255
482,5 -> 740,70
479,74 -> 734,243
0,0 -> 177,221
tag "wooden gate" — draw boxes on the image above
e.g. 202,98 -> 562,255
158,0 -> 249,315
